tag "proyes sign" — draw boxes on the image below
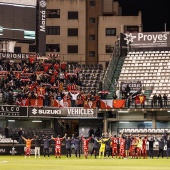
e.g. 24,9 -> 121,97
137,33 -> 167,43
124,32 -> 170,48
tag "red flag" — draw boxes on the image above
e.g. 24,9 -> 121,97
113,100 -> 125,108
84,101 -> 96,109
100,100 -> 113,109
135,95 -> 146,104
30,99 -> 43,107
76,99 -> 83,106
36,87 -> 46,95
59,99 -> 71,108
20,99 -> 29,106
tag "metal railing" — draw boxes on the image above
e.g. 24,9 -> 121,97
122,99 -> 170,109
103,43 -> 121,91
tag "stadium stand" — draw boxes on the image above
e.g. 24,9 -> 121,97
0,127 -> 55,142
118,51 -> 170,99
0,58 -> 104,106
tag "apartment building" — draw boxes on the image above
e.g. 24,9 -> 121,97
15,0 -> 142,67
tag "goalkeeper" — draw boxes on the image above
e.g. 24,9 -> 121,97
93,133 -> 110,159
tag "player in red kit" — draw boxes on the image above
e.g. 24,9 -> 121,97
119,136 -> 125,159
142,136 -> 148,159
81,135 -> 92,159
130,136 -> 138,159
110,135 -> 118,158
51,134 -> 66,158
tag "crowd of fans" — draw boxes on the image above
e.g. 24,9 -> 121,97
0,57 -> 102,107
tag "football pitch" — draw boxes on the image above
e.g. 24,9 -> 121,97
0,156 -> 169,170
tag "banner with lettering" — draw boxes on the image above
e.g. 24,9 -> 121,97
122,32 -> 170,48
120,81 -> 142,93
0,106 -> 28,117
0,53 -> 29,59
37,0 -> 46,55
28,107 -> 97,118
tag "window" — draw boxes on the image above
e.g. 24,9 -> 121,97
68,28 -> 78,36
89,18 -> 95,23
46,9 -> 60,18
46,44 -> 60,52
14,47 -> 21,53
89,34 -> 95,40
125,26 -> 139,33
29,45 -> 36,52
106,45 -> 114,53
106,28 -> 116,36
67,45 -> 78,53
68,11 -> 78,20
46,26 -> 60,35
90,1 -> 95,6
89,51 -> 95,57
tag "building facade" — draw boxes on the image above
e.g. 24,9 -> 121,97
15,0 -> 142,68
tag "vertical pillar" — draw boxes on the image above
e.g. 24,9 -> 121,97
152,112 -> 156,128
7,41 -> 16,53
103,112 -> 108,133
120,25 -> 124,33
50,119 -> 54,129
2,41 -> 7,52
152,118 -> 156,128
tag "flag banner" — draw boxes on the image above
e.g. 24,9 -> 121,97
76,99 -> 84,106
50,99 -> 59,107
30,99 -> 43,107
35,71 -> 44,74
113,99 -> 126,108
135,95 -> 146,104
59,99 -> 71,108
20,99 -> 29,106
120,81 -> 142,93
100,100 -> 113,109
36,87 -> 46,95
84,101 -> 96,109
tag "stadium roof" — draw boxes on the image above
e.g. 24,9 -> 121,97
0,0 -> 37,7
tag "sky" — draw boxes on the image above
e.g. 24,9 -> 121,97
118,0 -> 170,32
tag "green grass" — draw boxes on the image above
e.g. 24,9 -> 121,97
0,156 -> 169,170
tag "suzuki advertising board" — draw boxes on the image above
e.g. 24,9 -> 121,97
29,107 -> 97,118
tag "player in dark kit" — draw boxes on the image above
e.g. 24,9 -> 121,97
43,136 -> 51,158
147,137 -> 155,159
105,139 -> 112,159
65,134 -> 74,158
73,136 -> 82,158
91,137 -> 100,159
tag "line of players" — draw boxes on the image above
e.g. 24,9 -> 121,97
21,133 -> 149,159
